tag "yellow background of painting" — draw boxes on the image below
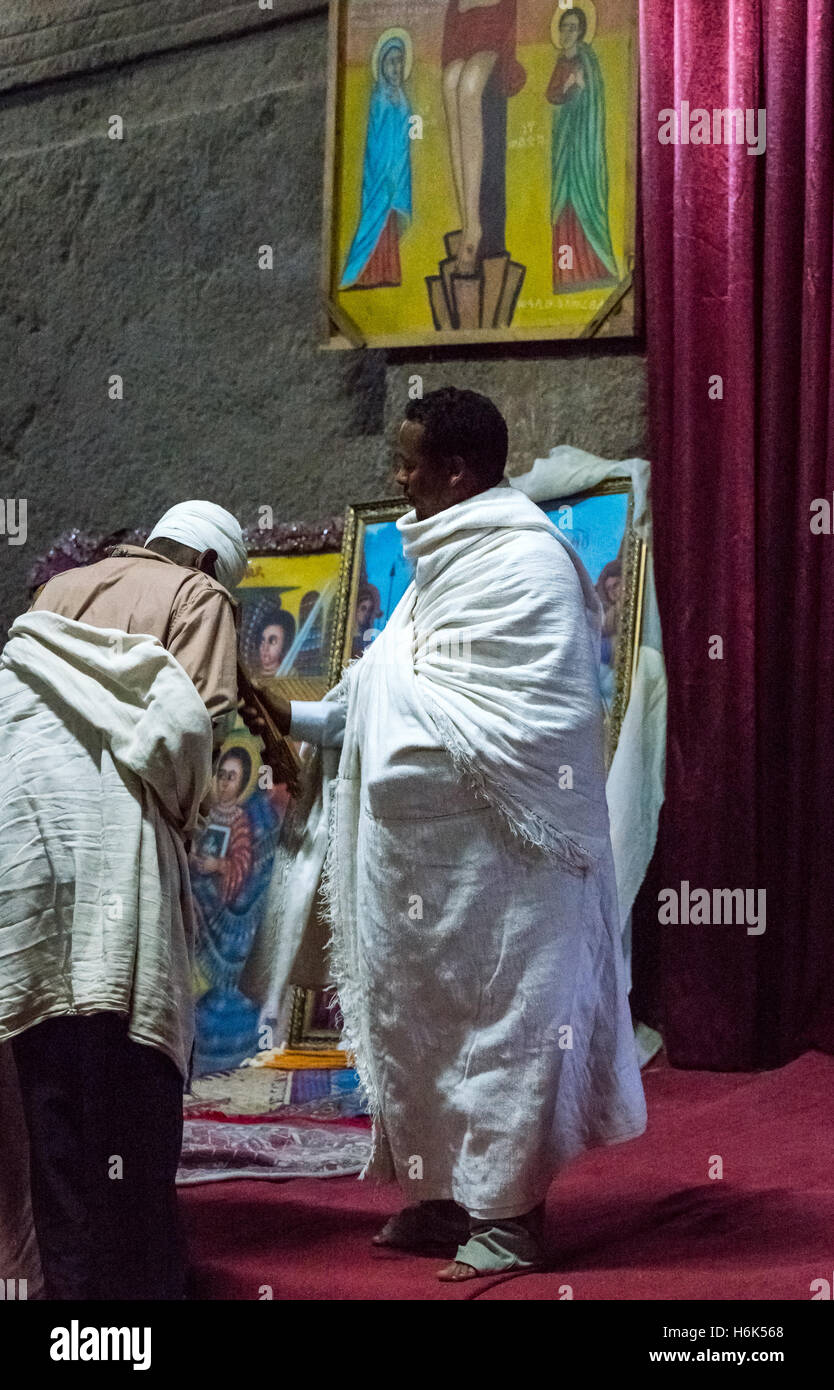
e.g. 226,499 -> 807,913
238,553 -> 342,620
333,23 -> 634,337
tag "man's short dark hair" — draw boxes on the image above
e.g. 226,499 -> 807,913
405,387 -> 508,488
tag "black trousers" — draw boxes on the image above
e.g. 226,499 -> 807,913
12,1013 -> 186,1300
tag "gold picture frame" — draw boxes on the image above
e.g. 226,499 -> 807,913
328,498 -> 411,681
288,498 -> 410,1049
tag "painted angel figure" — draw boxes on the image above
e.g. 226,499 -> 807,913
341,29 -> 414,289
546,4 -> 618,293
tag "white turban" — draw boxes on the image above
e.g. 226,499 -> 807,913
146,501 -> 248,593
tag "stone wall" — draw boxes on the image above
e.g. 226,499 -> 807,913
0,0 -> 646,635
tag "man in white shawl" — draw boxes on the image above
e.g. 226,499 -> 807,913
0,501 -> 247,1299
281,388 -> 646,1280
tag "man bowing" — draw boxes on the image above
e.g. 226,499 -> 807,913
0,501 -> 246,1299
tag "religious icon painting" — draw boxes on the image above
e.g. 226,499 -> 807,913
322,0 -> 638,347
189,716 -> 285,1075
237,552 -> 342,700
327,498 -> 411,679
287,499 -> 412,1051
190,548 -> 343,1075
539,478 -> 646,764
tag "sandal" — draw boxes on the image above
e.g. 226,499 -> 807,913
438,1203 -> 546,1279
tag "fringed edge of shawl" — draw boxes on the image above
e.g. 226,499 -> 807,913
424,698 -> 594,875
318,778 -> 382,1182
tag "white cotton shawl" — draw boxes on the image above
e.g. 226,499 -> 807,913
0,610 -> 214,1071
260,483 -> 614,1030
318,484 -> 621,1159
0,610 -> 214,1289
392,481 -> 611,868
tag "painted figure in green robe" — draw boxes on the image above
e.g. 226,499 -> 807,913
546,6 -> 618,293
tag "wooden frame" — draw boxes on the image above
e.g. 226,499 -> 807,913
289,499 -> 409,1049
321,0 -> 639,349
287,985 -> 345,1051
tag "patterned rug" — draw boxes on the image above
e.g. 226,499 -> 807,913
178,1066 -> 371,1185
184,1065 -> 364,1119
177,1118 -> 372,1185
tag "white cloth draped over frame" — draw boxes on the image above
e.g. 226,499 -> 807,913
269,484 -> 646,1218
510,446 -> 667,941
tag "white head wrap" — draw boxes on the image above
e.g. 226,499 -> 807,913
146,500 -> 248,593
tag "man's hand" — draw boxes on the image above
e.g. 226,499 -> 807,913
238,690 -> 292,738
238,698 -> 267,737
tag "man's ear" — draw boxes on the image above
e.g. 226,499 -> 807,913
448,456 -> 469,490
197,548 -> 218,577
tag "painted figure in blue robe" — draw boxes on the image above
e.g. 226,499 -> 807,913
190,746 -> 287,1073
341,31 -> 413,290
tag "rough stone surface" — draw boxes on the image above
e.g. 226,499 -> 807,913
385,352 -> 647,477
0,0 -> 321,93
0,10 -> 646,637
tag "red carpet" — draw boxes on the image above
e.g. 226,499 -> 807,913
181,1051 -> 834,1300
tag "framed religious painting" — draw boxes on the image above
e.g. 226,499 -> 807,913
537,478 -> 646,762
288,499 -> 414,1049
236,551 -> 343,699
322,0 -> 639,348
191,545 -> 344,1074
328,497 -> 414,677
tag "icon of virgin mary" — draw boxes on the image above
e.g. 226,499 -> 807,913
340,29 -> 414,290
546,2 -> 619,293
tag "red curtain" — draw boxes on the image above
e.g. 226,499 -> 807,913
634,0 -> 834,1067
